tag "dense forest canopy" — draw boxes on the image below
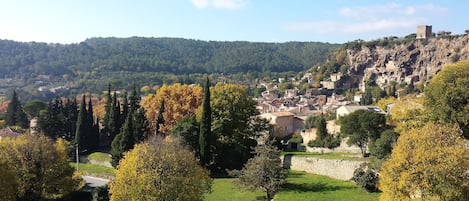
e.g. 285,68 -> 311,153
0,37 -> 339,77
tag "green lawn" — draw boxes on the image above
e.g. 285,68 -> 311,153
87,152 -> 111,162
206,171 -> 379,201
275,171 -> 380,201
70,162 -> 115,177
205,178 -> 266,201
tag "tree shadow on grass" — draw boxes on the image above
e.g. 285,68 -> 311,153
282,182 -> 356,193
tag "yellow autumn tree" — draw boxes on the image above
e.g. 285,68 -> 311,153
0,134 -> 77,201
379,123 -> 469,201
0,141 -> 17,201
141,83 -> 203,134
389,94 -> 426,133
109,136 -> 212,201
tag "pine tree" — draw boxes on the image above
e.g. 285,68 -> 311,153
111,111 -> 135,167
63,98 -> 78,141
155,99 -> 165,135
199,77 -> 212,165
75,95 -> 88,152
5,90 -> 29,128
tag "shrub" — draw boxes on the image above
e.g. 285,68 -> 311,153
352,168 -> 379,192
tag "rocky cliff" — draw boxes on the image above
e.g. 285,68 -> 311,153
345,35 -> 469,90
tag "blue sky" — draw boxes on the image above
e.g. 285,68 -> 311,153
0,0 -> 466,44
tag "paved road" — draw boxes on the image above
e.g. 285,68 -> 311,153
83,175 -> 110,188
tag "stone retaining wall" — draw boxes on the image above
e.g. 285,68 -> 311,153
282,155 -> 367,180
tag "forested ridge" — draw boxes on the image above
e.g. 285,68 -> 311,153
0,37 -> 339,77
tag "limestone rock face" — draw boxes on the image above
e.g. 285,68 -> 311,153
345,35 -> 469,90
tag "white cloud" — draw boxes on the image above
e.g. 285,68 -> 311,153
189,0 -> 249,10
285,3 -> 445,35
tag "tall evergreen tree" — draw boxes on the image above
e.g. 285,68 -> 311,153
129,85 -> 140,112
155,99 -> 165,135
315,114 -> 328,140
63,98 -> 78,141
108,91 -> 121,141
199,77 -> 212,165
121,92 -> 129,124
361,87 -> 373,105
5,90 -> 29,128
103,84 -> 112,135
75,95 -> 88,152
87,96 -> 100,150
133,107 -> 150,143
110,111 -> 135,167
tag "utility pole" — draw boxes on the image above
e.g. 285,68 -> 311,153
76,143 -> 79,172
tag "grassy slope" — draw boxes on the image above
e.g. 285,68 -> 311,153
205,178 -> 266,201
87,152 -> 111,162
70,162 -> 115,177
206,171 -> 379,201
275,171 -> 380,201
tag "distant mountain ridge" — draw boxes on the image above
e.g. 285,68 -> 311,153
0,37 -> 340,77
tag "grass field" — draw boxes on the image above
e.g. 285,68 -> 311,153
70,162 -> 115,177
205,178 -> 266,201
87,152 -> 111,162
275,171 -> 380,201
205,171 -> 379,201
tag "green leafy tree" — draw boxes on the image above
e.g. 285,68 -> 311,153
425,60 -> 469,138
171,116 -> 200,153
379,123 -> 469,200
199,77 -> 212,166
230,141 -> 287,200
109,136 -> 212,201
23,100 -> 47,118
352,168 -> 379,192
369,129 -> 398,160
5,90 -> 29,128
211,83 -> 262,171
340,109 -> 386,157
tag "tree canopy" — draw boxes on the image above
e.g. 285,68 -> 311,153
230,141 -> 287,200
379,123 -> 469,201
0,135 -> 78,201
109,136 -> 212,201
340,109 -> 386,157
425,60 -> 469,138
141,83 -> 203,134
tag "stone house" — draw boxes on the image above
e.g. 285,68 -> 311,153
336,105 -> 385,119
259,111 -> 304,139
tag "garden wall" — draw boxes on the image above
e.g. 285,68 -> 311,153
281,156 -> 367,180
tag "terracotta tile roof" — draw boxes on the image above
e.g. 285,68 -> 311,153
0,127 -> 22,138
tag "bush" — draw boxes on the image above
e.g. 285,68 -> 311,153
93,185 -> 109,201
352,168 -> 379,192
288,132 -> 303,144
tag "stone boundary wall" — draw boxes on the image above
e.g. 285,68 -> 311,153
281,155 -> 367,180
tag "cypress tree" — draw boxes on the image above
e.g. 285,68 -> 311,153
315,115 -> 328,140
103,84 -> 112,135
133,107 -> 150,143
121,92 -> 129,124
155,99 -> 165,135
111,111 -> 135,167
87,96 -> 100,150
129,85 -> 140,112
5,90 -> 29,128
199,77 -> 212,165
75,95 -> 88,152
